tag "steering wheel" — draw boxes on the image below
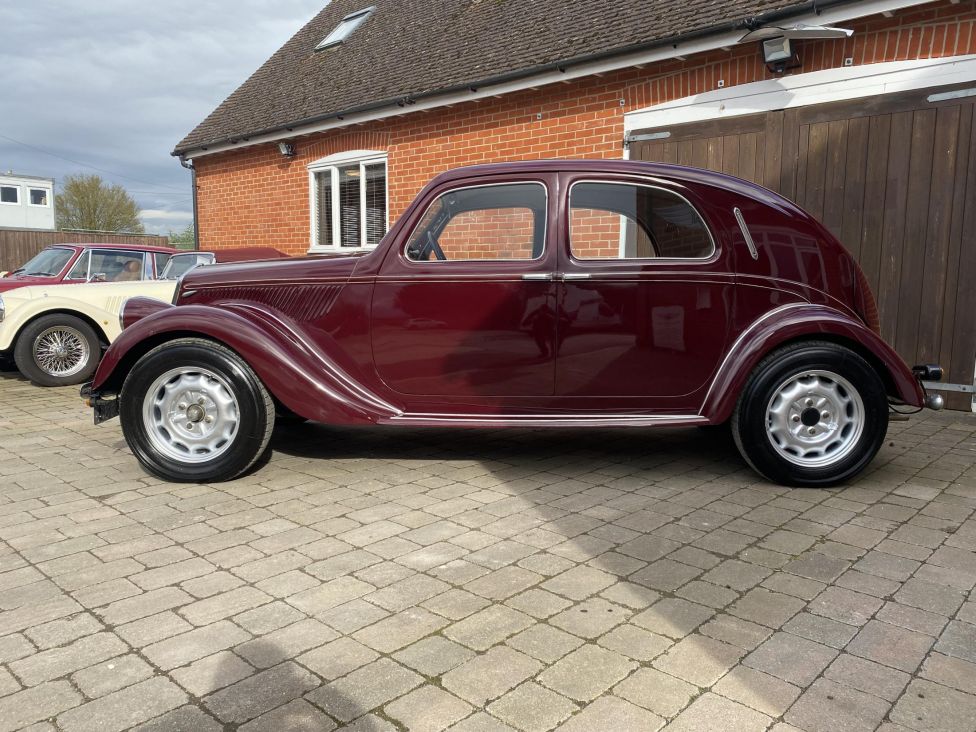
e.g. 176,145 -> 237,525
426,231 -> 447,261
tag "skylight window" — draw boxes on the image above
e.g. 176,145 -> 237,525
316,7 -> 375,50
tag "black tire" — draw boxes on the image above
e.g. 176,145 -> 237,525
731,341 -> 889,488
14,313 -> 101,387
119,338 -> 275,482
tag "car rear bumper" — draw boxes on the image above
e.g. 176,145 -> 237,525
912,364 -> 945,410
80,382 -> 119,424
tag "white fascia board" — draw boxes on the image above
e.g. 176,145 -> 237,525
625,55 -> 976,132
182,0 -> 935,161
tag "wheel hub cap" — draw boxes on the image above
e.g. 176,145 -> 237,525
766,370 -> 865,468
33,327 -> 90,377
142,367 -> 240,464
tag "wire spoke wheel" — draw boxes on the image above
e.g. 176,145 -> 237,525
765,369 -> 865,468
32,326 -> 91,378
142,367 -> 241,464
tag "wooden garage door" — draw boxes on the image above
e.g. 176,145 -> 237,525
630,84 -> 976,409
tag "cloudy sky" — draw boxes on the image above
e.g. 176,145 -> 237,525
0,1 -> 326,235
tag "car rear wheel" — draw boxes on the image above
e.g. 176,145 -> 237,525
119,338 -> 275,482
731,341 -> 889,487
14,314 -> 101,387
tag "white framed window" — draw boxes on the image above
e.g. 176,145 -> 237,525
315,7 -> 375,50
0,185 -> 19,205
28,188 -> 50,207
308,151 -> 387,251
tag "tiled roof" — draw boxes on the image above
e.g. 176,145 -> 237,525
175,0 -> 821,154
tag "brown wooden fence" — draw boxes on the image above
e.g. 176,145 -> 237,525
0,229 -> 170,273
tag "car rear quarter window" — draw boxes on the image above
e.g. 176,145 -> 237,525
570,181 -> 714,260
405,183 -> 547,262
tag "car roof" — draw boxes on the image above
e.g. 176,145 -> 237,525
47,242 -> 179,254
431,159 -> 803,215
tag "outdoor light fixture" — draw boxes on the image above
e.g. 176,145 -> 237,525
762,36 -> 798,73
740,23 -> 853,74
278,141 -> 296,157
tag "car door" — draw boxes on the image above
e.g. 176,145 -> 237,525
554,175 -> 732,405
372,176 -> 557,398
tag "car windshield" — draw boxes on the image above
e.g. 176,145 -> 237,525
160,252 -> 214,279
13,247 -> 75,277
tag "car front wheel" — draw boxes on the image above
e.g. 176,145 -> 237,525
14,314 -> 101,387
119,338 -> 275,482
731,341 -> 889,487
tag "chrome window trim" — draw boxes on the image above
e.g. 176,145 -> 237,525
567,178 -> 717,263
734,207 -> 759,260
402,180 -> 549,265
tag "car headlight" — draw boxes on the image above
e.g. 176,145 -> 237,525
0,294 -> 5,323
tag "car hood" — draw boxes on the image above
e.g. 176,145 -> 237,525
180,250 -> 371,290
0,275 -> 60,292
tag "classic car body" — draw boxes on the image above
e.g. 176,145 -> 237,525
1,248 -> 289,386
0,242 -> 179,293
84,160 -> 942,486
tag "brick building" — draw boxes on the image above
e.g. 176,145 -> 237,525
176,0 -> 976,403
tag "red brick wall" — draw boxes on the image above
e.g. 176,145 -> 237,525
193,0 -> 976,254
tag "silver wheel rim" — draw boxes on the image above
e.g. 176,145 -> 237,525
142,367 -> 240,464
766,369 -> 865,468
33,326 -> 90,377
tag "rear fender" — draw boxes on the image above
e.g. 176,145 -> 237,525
701,304 -> 922,422
91,302 -> 401,424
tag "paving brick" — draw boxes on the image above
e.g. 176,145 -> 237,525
98,588 -> 192,625
653,633 -> 745,686
171,651 -> 254,696
57,677 -> 187,732
847,620 -> 935,673
666,693 -> 771,732
307,658 -> 422,722
921,653 -> 976,695
395,636 -> 475,676
488,682 -> 576,732
10,632 -> 127,686
714,665 -> 800,717
891,679 -> 976,732
824,653 -> 910,702
385,685 -> 472,732
444,605 -> 534,651
143,620 -> 251,671
71,654 -> 153,698
786,678 -> 890,732
298,636 -> 379,680
632,598 -> 713,639
287,576 -> 373,615
442,647 -> 542,706
614,667 -> 696,718
179,586 -> 271,626
202,661 -> 319,724
116,612 -> 192,647
354,607 -> 448,653
537,643 -> 636,701
744,632 -> 838,686
236,618 -> 336,667
0,681 -> 81,732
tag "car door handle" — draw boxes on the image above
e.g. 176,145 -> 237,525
521,273 -> 553,281
560,273 -> 591,280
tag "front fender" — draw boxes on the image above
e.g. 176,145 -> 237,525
0,294 -> 121,350
90,303 -> 401,424
701,304 -> 923,422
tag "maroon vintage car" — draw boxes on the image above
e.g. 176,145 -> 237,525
83,160 -> 943,487
0,242 -> 181,291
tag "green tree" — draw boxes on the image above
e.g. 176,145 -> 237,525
55,174 -> 144,233
167,222 -> 196,249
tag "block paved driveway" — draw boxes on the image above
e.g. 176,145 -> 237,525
1,369 -> 975,732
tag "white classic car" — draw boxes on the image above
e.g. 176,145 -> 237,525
0,249 -> 286,386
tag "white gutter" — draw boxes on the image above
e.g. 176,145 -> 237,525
182,0 -> 935,160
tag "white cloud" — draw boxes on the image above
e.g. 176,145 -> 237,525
0,1 -> 327,225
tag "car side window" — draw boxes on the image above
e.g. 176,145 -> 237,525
154,253 -> 171,277
65,251 -> 90,280
570,182 -> 714,260
405,183 -> 546,262
88,250 -> 146,282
